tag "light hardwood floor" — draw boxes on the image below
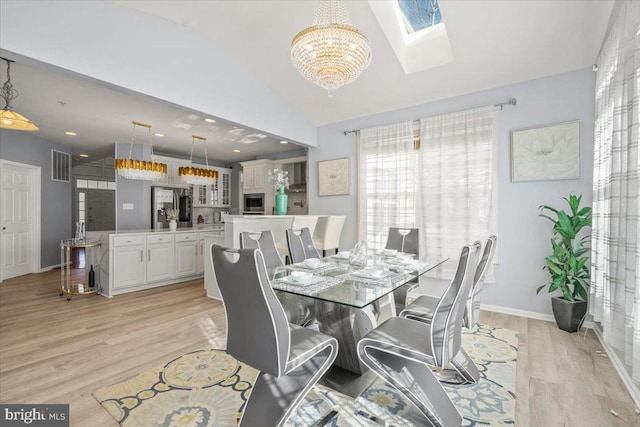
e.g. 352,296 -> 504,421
0,270 -> 637,427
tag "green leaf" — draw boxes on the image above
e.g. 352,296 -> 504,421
546,260 -> 562,275
536,284 -> 547,294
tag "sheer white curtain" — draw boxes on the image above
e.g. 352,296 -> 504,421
418,106 -> 497,277
590,0 -> 640,386
358,122 -> 416,249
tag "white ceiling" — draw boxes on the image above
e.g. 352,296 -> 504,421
1,0 -> 613,162
115,0 -> 614,125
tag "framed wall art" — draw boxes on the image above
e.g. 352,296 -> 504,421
318,157 -> 350,196
510,120 -> 581,182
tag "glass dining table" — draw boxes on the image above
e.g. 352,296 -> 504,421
272,251 -> 447,376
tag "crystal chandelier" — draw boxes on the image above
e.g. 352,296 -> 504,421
291,0 -> 372,96
178,135 -> 218,185
0,58 -> 39,131
114,121 -> 167,181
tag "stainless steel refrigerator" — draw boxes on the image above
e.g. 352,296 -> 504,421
151,187 -> 192,229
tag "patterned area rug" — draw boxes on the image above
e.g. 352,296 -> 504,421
94,325 -> 517,426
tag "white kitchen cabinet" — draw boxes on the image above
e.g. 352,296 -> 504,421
106,230 -> 213,296
196,235 -> 205,275
153,155 -> 190,188
241,160 -> 271,193
146,235 -> 174,283
193,167 -> 231,208
175,233 -> 198,277
193,185 -> 207,206
169,159 -> 191,188
112,242 -> 146,290
219,169 -> 231,207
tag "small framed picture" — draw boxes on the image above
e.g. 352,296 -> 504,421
511,120 -> 580,182
318,157 -> 350,196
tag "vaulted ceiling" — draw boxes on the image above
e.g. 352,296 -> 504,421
1,1 -> 614,161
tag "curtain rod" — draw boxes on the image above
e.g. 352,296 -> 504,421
343,98 -> 517,136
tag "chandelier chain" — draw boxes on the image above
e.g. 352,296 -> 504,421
1,59 -> 18,111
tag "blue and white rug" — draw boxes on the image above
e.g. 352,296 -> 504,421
95,325 -> 517,426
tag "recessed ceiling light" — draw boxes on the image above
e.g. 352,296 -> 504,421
205,118 -> 216,123
79,154 -> 89,158
233,149 -> 241,153
154,133 -> 164,137
65,131 -> 77,136
280,140 -> 288,144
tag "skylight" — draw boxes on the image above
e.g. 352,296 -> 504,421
397,0 -> 442,34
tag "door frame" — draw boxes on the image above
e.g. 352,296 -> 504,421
0,159 -> 41,283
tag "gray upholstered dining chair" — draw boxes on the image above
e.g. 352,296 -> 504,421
385,227 -> 420,314
357,243 -> 480,427
385,227 -> 419,256
210,245 -> 338,427
402,236 -> 497,329
240,230 -> 314,326
286,227 -> 321,263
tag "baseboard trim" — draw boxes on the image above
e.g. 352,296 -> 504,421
481,303 -> 555,322
39,264 -> 61,273
480,303 -> 594,328
593,326 -> 640,409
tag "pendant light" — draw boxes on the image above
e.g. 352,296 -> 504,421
179,135 -> 218,185
0,58 -> 39,131
114,121 -> 167,181
291,0 -> 372,96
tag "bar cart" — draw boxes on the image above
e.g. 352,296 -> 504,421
60,239 -> 101,300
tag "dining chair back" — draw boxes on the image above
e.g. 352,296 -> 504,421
286,227 -> 320,263
430,242 -> 481,367
356,243 -> 480,427
403,236 -> 497,329
240,230 -> 313,326
240,231 -> 282,277
210,244 -> 338,427
385,227 -> 419,256
313,215 -> 346,256
465,235 -> 497,327
385,227 -> 420,313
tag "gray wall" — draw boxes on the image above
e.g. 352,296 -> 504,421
0,129 -> 72,268
115,143 -> 151,230
310,68 -> 595,317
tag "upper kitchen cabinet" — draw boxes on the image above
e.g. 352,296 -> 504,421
241,159 -> 273,194
153,155 -> 190,188
193,167 -> 231,207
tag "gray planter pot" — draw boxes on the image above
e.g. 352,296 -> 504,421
551,297 -> 587,332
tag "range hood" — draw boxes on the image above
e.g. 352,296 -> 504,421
284,162 -> 306,193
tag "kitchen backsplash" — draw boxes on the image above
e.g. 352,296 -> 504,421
193,207 -> 229,224
287,192 -> 308,215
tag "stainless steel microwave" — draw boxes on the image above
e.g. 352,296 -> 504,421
244,193 -> 264,213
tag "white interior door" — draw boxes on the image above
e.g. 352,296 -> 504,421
1,161 -> 40,280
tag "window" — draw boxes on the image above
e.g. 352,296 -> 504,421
358,107 -> 496,277
397,0 -> 442,34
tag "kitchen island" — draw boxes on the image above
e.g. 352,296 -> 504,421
203,215 -> 327,300
86,225 -> 224,297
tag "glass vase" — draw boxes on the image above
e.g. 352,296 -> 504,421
275,186 -> 288,215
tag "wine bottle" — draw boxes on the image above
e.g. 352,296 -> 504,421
88,265 -> 95,288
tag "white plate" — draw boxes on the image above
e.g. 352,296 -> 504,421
291,270 -> 313,280
299,258 -> 324,269
353,268 -> 389,279
335,251 -> 351,259
379,249 -> 398,256
283,274 -> 323,286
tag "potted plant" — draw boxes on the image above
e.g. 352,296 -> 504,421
537,194 -> 591,332
167,209 -> 180,231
